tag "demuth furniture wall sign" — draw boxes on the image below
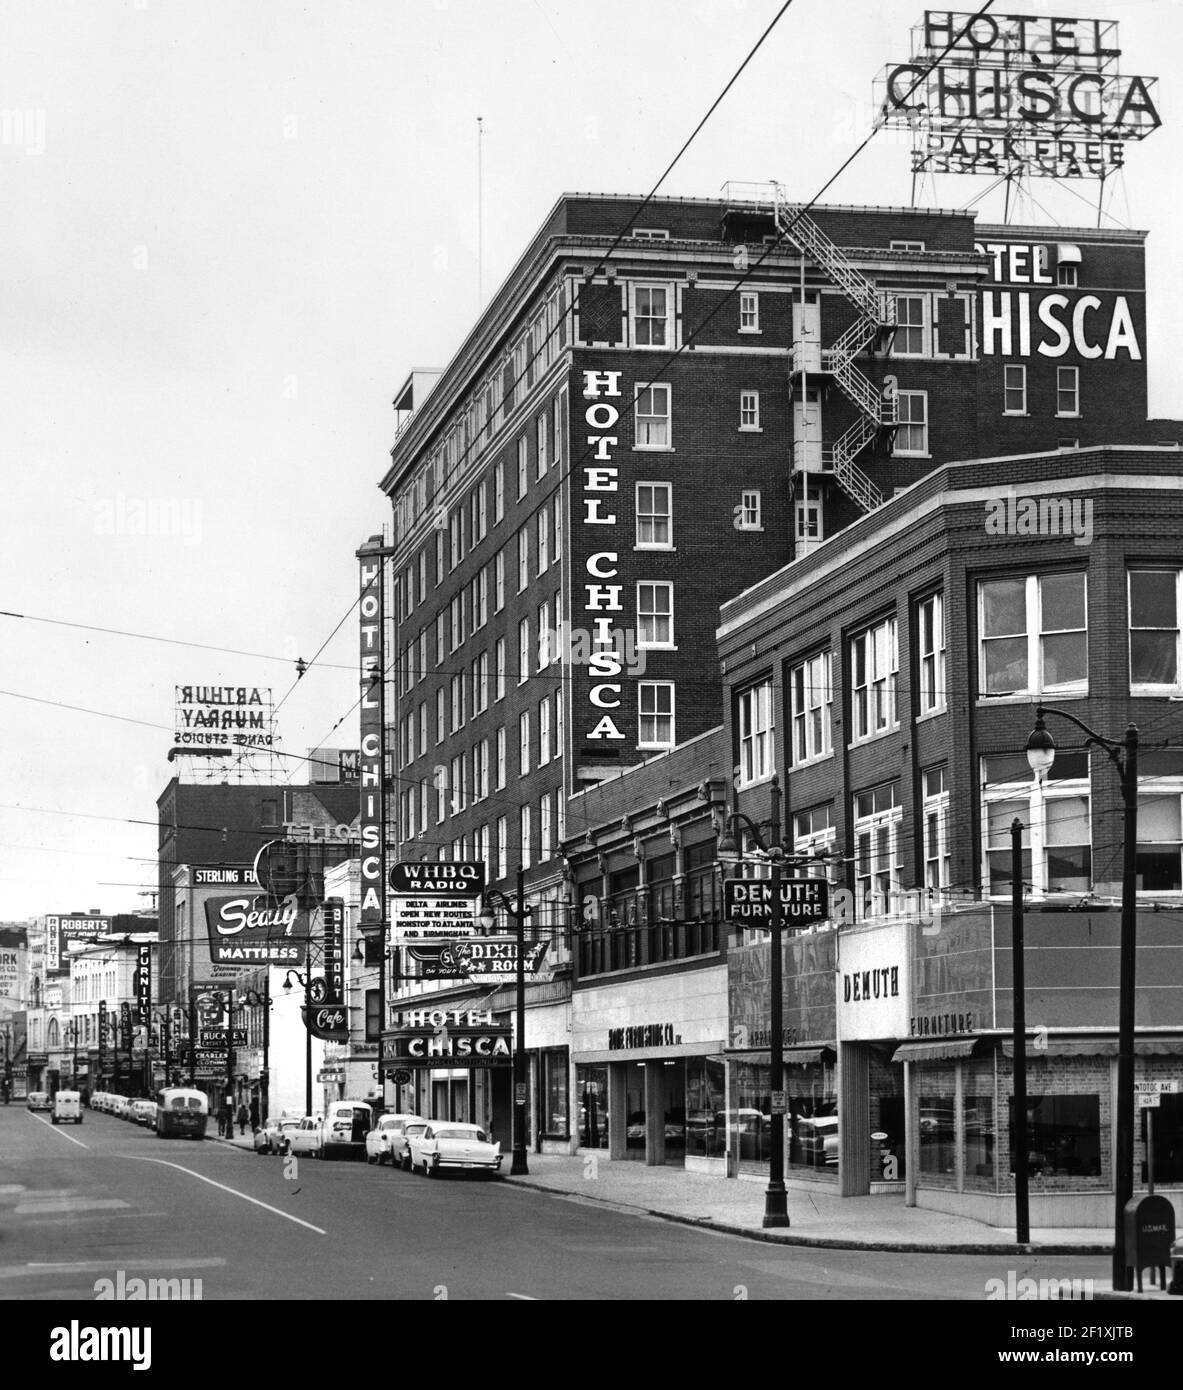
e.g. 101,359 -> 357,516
836,922 -> 912,1041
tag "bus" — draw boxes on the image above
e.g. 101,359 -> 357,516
155,1087 -> 209,1139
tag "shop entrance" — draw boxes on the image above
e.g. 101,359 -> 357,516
658,1059 -> 686,1166
432,1076 -> 469,1122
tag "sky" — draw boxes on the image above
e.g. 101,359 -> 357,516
1,0 -> 1180,923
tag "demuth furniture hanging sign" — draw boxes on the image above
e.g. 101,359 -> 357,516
876,10 -> 1161,179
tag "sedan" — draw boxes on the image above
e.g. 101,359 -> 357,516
365,1113 -> 424,1166
131,1099 -> 158,1126
407,1122 -> 502,1178
286,1116 -> 324,1157
254,1117 -> 302,1156
395,1122 -> 429,1171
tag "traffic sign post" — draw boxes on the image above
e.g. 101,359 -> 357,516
1135,1082 -> 1177,1195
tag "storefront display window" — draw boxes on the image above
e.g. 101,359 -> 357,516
1009,1094 -> 1101,1177
540,1048 -> 569,1138
625,1061 -> 645,1156
965,1095 -> 995,1179
1142,1095 -> 1183,1185
919,1094 -> 956,1174
576,1064 -> 609,1149
733,1060 -> 837,1174
685,1057 -> 725,1158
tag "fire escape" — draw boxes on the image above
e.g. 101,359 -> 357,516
776,203 -> 897,514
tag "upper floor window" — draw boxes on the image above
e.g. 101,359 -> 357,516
850,617 -> 898,742
635,384 -> 671,449
517,436 -> 528,498
636,482 -> 672,548
854,782 -> 902,920
638,682 -> 675,749
793,804 -> 835,875
982,751 -> 1091,897
922,766 -> 950,893
537,508 -> 549,574
893,390 -> 928,455
633,228 -> 669,241
739,489 -> 762,531
1057,366 -> 1080,417
1136,751 -> 1183,892
978,572 -> 1087,698
1130,569 -> 1182,693
739,292 -> 760,332
637,581 -> 674,648
892,295 -> 926,356
891,239 -> 925,252
739,391 -> 760,431
791,651 -> 832,763
917,592 -> 945,716
536,413 -> 548,478
517,525 -> 529,592
493,460 -> 505,523
1057,263 -> 1078,288
632,285 -> 672,347
1004,364 -> 1027,415
517,617 -> 530,686
737,681 -> 773,786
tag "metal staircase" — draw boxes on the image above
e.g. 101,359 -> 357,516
776,199 -> 896,513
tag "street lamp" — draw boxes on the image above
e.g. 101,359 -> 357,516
717,774 -> 790,1229
65,1020 -> 80,1091
1026,705 -> 1139,1291
283,970 -> 313,1116
479,867 -> 531,1176
242,989 -> 271,1127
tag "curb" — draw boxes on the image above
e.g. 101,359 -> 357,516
504,1175 -> 1114,1256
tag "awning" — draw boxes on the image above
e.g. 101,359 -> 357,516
1001,1038 -> 1183,1058
728,1046 -> 835,1068
893,1038 -> 983,1064
1057,242 -> 1082,265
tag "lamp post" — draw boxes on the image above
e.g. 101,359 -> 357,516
66,1021 -> 79,1091
242,988 -> 271,1127
2,1024 -> 12,1102
1010,818 -> 1031,1246
283,970 -> 313,1116
717,775 -> 789,1229
1027,706 -> 1139,1291
479,867 -> 531,1175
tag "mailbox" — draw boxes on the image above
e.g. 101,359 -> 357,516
1122,1194 -> 1176,1292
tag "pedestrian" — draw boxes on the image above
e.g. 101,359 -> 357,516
217,1100 -> 230,1137
236,1100 -> 249,1136
249,1095 -> 260,1132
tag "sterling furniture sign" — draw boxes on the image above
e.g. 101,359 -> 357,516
877,10 -> 1161,179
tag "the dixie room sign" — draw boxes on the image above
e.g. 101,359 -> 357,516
836,922 -> 912,1041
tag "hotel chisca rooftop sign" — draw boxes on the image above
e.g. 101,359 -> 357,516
877,10 -> 1161,179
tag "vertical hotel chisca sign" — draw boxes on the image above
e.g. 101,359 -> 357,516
876,10 -> 1160,179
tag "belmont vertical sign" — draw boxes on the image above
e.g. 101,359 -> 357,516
322,898 -> 345,1005
358,542 -> 385,935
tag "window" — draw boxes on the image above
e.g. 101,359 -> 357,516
494,460 -> 504,523
539,698 -> 551,765
978,572 -> 1087,697
418,550 -> 427,609
553,493 -> 562,565
1057,263 -> 1078,288
632,285 -> 671,346
850,617 -> 898,741
449,509 -> 463,570
633,227 -> 669,241
472,651 -> 489,714
419,701 -> 427,756
917,593 -> 945,715
737,681 -> 773,786
538,508 -> 549,574
893,390 -> 928,455
1004,364 -> 1027,414
639,682 -> 674,748
495,637 -> 506,701
739,391 -> 760,430
854,782 -> 903,919
536,413 -> 548,478
518,617 -> 529,686
637,581 -> 674,648
540,794 -> 553,860
520,804 -> 532,870
449,754 -> 466,815
554,689 -> 563,760
474,739 -> 490,802
494,548 -> 505,611
436,612 -> 445,666
448,595 -> 461,653
495,726 -> 506,789
519,711 -> 531,775
435,530 -> 445,585
891,239 -> 925,252
517,436 -> 528,498
450,673 -> 466,732
517,526 -> 529,592
739,489 -> 762,531
793,804 -> 835,872
982,751 -> 1091,895
1057,366 -> 1079,416
496,814 -> 508,879
795,499 -> 821,545
790,652 -> 832,763
922,766 -> 950,893
471,481 -> 487,545
635,482 -> 672,548
537,600 -> 550,670
472,569 -> 488,631
635,384 -> 671,448
1009,1095 -> 1101,1179
436,687 -> 446,744
1130,570 -> 1182,691
739,292 -> 760,332
892,295 -> 926,356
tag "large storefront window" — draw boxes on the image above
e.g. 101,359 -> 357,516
966,1094 -> 995,1180
1142,1095 -> 1183,1185
540,1049 -> 569,1138
576,1064 -> 609,1149
1009,1094 -> 1101,1178
685,1057 -> 725,1158
733,1060 -> 837,1173
919,1094 -> 956,1175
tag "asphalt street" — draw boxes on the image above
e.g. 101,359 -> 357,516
0,1106 -> 1111,1301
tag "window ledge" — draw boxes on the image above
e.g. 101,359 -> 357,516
976,691 -> 1088,705
637,645 -> 678,654
738,328 -> 762,335
635,544 -> 676,553
894,452 -> 932,460
792,750 -> 835,772
1055,412 -> 1082,420
632,445 -> 676,453
914,705 -> 947,726
848,727 -> 901,750
738,426 -> 763,433
1003,411 -> 1030,418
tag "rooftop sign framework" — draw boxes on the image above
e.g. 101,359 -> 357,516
877,10 -> 1161,179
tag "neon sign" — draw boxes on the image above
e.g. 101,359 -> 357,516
877,11 -> 1161,179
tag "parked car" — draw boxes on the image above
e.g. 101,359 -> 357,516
407,1121 -> 502,1178
366,1112 -> 424,1165
254,1116 -> 302,1156
52,1090 -> 83,1125
395,1122 -> 429,1171
26,1091 -> 51,1111
110,1096 -> 131,1121
131,1099 -> 158,1126
319,1101 -> 372,1161
286,1115 -> 324,1157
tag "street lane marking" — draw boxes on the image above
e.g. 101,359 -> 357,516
0,1258 -> 225,1279
125,1156 -> 326,1234
28,1114 -> 89,1149
506,1292 -> 538,1300
15,1197 -> 129,1215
